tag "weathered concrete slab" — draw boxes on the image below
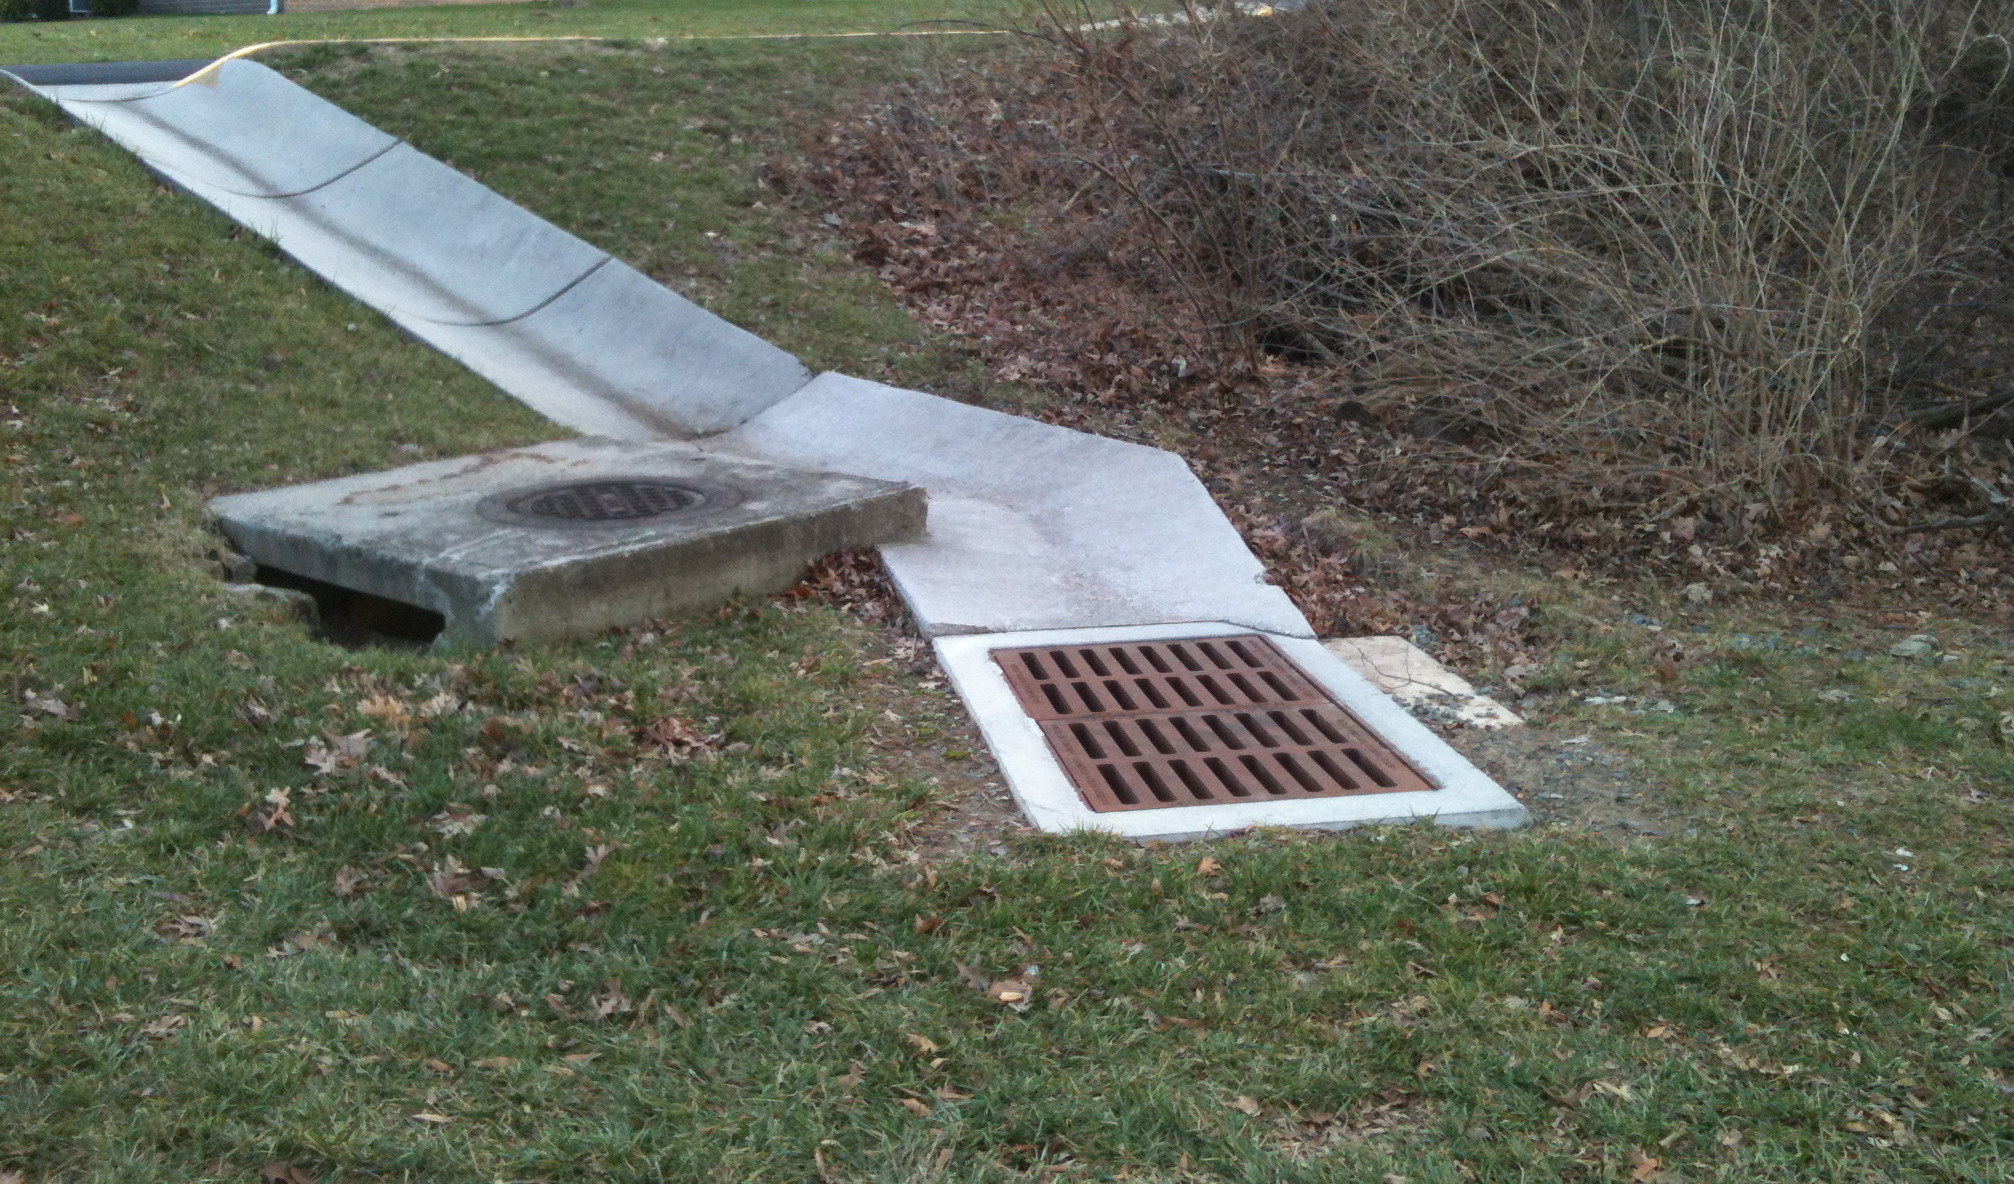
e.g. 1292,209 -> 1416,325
51,61 -> 396,198
706,372 -> 1314,638
16,61 -> 811,439
209,438 -> 926,646
937,622 -> 1529,840
1324,636 -> 1523,729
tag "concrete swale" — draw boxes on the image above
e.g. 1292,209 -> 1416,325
9,57 -> 1528,834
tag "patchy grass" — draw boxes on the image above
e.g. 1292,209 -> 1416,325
3,34 -> 2013,1184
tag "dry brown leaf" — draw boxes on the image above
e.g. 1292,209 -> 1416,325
1627,1149 -> 1664,1182
638,715 -> 720,759
898,1097 -> 933,1118
985,979 -> 1032,1006
913,913 -> 945,935
408,1112 -> 453,1125
1195,856 -> 1223,876
259,1163 -> 316,1184
1228,1095 -> 1262,1117
140,1014 -> 187,1039
423,1058 -> 454,1075
954,961 -> 991,991
473,1056 -> 517,1070
589,979 -> 633,1022
155,914 -> 216,942
304,731 -> 371,775
238,787 -> 295,835
903,1032 -> 941,1055
331,865 -> 368,898
356,694 -> 413,729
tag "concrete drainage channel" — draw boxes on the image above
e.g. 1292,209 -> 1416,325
7,57 -> 1529,839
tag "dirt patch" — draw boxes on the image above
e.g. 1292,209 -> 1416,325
784,552 -> 1034,859
1444,725 -> 1682,841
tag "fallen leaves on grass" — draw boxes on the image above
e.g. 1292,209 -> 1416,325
408,1112 -> 453,1125
589,979 -> 634,1022
898,1097 -> 933,1118
332,865 -> 369,898
903,1032 -> 941,1055
637,715 -> 720,759
266,927 -> 338,959
1229,1095 -> 1263,1117
1267,1087 -> 1440,1157
22,690 -> 74,720
140,1014 -> 187,1040
303,731 -> 371,775
356,693 -> 413,729
155,914 -> 216,942
426,805 -> 486,838
984,979 -> 1033,1007
238,787 -> 295,835
259,1163 -> 316,1184
1628,1148 -> 1667,1182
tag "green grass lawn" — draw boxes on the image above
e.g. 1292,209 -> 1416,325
0,0 -> 1035,70
3,24 -> 2013,1184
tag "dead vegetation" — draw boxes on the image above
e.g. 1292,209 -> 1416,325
793,0 -> 2014,608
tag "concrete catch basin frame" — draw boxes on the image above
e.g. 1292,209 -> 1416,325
209,438 -> 926,646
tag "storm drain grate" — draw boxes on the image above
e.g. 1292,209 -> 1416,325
478,479 -> 735,528
993,635 -> 1437,812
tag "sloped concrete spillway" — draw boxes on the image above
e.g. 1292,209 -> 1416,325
7,57 -> 1528,837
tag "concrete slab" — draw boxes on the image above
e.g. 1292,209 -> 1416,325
47,62 -> 397,198
936,622 -> 1529,841
1323,636 -> 1523,729
404,260 -> 814,438
16,61 -> 812,439
209,437 -> 925,646
707,373 -> 1313,638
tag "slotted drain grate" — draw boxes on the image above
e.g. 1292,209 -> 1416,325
479,478 -> 737,528
993,635 -> 1437,812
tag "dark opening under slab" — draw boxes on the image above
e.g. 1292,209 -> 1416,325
255,566 -> 445,649
992,635 -> 1437,812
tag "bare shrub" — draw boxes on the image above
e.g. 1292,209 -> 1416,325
1030,0 -> 2014,517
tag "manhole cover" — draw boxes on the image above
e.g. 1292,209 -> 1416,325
993,635 -> 1437,812
478,478 -> 739,528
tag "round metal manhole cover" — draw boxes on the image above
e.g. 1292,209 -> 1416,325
478,478 -> 741,528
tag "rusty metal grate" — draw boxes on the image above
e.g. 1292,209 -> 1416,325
993,636 -> 1437,812
511,480 -> 706,522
